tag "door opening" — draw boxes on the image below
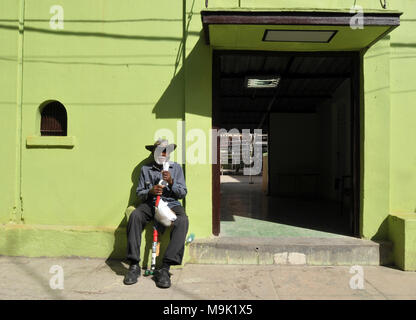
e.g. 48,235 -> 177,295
212,50 -> 360,238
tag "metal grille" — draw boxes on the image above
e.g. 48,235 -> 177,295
40,101 -> 67,136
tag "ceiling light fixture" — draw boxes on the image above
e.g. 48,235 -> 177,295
263,30 -> 337,43
245,76 -> 281,89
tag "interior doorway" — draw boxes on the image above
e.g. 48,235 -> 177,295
212,50 -> 360,238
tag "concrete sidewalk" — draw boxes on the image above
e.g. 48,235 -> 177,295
0,256 -> 415,300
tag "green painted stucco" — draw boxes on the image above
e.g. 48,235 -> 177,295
0,0 -> 19,224
388,213 -> 416,270
207,0 -> 393,11
360,37 -> 391,240
0,0 -> 415,270
0,0 -> 213,263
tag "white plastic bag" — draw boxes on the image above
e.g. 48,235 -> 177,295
154,161 -> 177,227
155,199 -> 177,227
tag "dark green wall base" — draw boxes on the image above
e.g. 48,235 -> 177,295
388,213 -> 416,271
0,223 -> 181,269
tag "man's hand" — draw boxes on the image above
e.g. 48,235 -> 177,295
162,171 -> 173,185
149,184 -> 164,196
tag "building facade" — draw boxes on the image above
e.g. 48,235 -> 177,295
0,0 -> 415,270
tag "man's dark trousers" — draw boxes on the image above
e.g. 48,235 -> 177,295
126,202 -> 189,266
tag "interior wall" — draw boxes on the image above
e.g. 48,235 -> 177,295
336,79 -> 352,199
269,79 -> 351,201
318,79 -> 351,201
269,113 -> 320,197
317,99 -> 336,201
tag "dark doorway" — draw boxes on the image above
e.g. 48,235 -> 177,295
212,50 -> 360,238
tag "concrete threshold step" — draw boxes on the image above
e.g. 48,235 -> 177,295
188,237 -> 393,266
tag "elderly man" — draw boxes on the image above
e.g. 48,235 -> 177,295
124,139 -> 189,288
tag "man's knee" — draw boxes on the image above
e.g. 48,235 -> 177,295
171,205 -> 186,216
173,212 -> 188,228
129,204 -> 151,224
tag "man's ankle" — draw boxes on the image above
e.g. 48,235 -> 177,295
124,261 -> 141,285
129,259 -> 140,267
161,263 -> 170,271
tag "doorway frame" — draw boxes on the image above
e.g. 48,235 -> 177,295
211,50 -> 361,237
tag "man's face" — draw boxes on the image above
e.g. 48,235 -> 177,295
154,148 -> 169,165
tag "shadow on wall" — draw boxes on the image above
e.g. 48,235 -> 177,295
105,154 -> 153,266
104,3 -> 211,272
106,34 -> 211,275
371,217 -> 389,242
152,34 -> 211,119
152,66 -> 185,119
105,153 -> 173,275
370,216 -> 395,266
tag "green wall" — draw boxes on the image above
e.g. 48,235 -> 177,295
359,0 -> 416,243
361,37 -> 391,239
21,0 -> 184,227
0,0 -> 20,224
0,0 -> 213,259
208,0 -> 387,10
388,213 -> 416,270
389,1 -> 416,214
0,0 -> 415,267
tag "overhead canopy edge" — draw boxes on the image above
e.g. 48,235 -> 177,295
201,10 -> 402,45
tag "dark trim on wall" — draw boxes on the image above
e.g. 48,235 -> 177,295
212,51 -> 221,236
267,113 -> 271,197
351,51 -> 361,237
201,10 -> 402,45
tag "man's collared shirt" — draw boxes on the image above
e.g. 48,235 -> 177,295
136,161 -> 187,208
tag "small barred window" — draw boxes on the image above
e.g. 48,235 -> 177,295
40,101 -> 67,136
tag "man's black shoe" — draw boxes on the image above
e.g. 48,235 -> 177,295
123,264 -> 141,285
154,268 -> 171,289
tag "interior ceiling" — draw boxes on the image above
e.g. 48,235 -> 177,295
217,53 -> 352,131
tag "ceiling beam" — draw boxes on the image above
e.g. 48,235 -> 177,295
221,106 -> 317,113
220,94 -> 332,99
220,73 -> 351,80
